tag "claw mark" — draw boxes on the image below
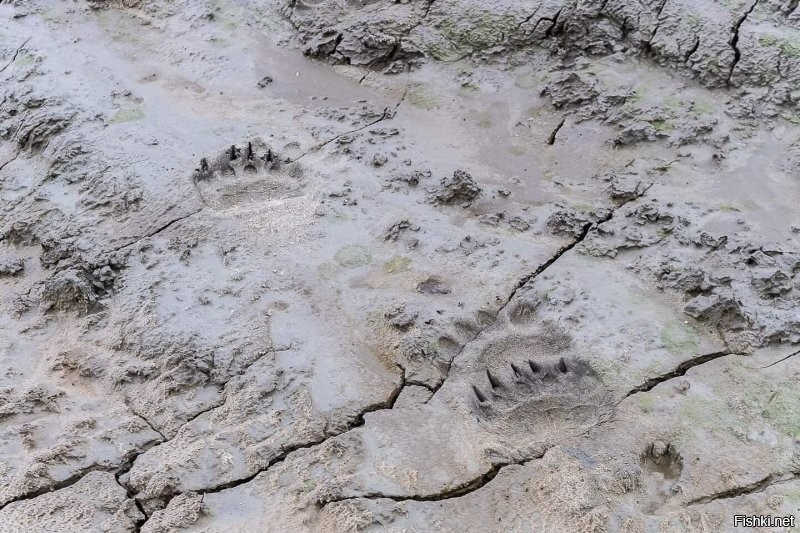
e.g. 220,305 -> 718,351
472,385 -> 488,403
486,369 -> 502,390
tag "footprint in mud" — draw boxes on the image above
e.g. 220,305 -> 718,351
192,139 -> 305,209
640,440 -> 683,512
470,356 -> 614,440
416,276 -> 451,295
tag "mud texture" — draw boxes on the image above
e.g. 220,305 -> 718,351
1,0 -> 799,531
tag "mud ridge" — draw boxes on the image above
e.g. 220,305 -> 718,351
624,351 -> 739,398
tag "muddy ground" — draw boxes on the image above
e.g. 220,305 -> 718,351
0,0 -> 799,531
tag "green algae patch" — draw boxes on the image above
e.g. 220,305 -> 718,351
764,390 -> 800,438
317,262 -> 337,280
660,321 -> 698,355
334,245 -> 372,268
407,87 -> 437,110
639,394 -> 656,414
383,255 -> 411,274
110,107 -> 144,124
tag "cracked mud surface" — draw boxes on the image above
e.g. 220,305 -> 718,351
1,0 -> 800,531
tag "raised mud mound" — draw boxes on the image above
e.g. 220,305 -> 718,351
288,0 -> 800,112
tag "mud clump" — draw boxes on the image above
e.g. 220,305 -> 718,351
384,302 -> 418,330
384,219 -> 418,241
608,175 -> 650,205
683,293 -> 751,333
547,208 -> 607,237
387,169 -> 429,190
0,257 -> 24,277
416,276 -> 451,295
430,169 -> 481,206
542,72 -> 629,120
40,264 -> 119,314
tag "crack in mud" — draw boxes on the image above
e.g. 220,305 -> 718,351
655,0 -> 670,18
547,117 -> 565,145
0,150 -> 21,173
321,391 -> 620,508
192,392 -> 406,496
116,476 -> 149,533
727,0 -> 759,84
59,342 -> 295,530
0,440 -> 161,514
127,406 -> 167,441
687,471 -> 799,505
624,350 -> 740,398
291,91 -> 406,162
406,379 -> 435,392
445,8 -> 564,63
394,0 -> 438,47
131,364 -> 409,526
684,35 -> 700,62
110,208 -> 203,253
515,8 -> 542,32
171,343 -> 295,432
534,9 -> 563,39
0,467 -> 108,511
759,347 -> 800,368
323,447 -> 552,505
421,0 -> 437,20
0,37 -> 31,75
427,186 -> 652,403
113,441 -> 172,529
424,227 -> 593,402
